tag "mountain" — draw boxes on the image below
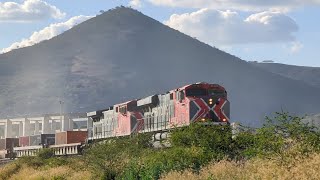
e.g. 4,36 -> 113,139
0,7 -> 319,126
249,62 -> 320,89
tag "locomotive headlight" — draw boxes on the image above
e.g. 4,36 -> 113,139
201,118 -> 206,122
209,98 -> 213,104
222,118 -> 227,122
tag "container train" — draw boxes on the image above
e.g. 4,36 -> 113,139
1,82 -> 230,158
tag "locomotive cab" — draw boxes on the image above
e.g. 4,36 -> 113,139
184,83 -> 230,124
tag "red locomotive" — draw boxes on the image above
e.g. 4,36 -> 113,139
88,82 -> 230,140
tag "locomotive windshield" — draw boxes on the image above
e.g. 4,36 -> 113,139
186,88 -> 207,97
186,88 -> 226,97
208,89 -> 226,96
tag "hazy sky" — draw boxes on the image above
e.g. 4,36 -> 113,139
0,0 -> 319,67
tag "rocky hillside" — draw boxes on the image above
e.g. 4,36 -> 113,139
0,7 -> 319,126
250,62 -> 320,89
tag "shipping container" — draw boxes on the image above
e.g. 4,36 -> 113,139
29,134 -> 55,146
0,138 -> 19,150
55,131 -> 88,145
19,136 -> 30,147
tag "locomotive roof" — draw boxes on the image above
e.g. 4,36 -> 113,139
87,82 -> 226,117
172,82 -> 226,92
87,108 -> 108,118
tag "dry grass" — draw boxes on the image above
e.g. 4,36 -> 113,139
0,164 -> 92,180
2,150 -> 320,179
162,153 -> 320,180
0,163 -> 21,180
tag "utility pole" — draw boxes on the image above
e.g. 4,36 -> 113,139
59,100 -> 64,131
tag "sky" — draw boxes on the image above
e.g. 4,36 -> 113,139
0,0 -> 319,67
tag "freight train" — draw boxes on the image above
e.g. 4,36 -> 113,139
87,82 -> 230,140
1,82 -> 230,158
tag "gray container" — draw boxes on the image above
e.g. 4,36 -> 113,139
0,138 -> 19,150
29,134 -> 55,146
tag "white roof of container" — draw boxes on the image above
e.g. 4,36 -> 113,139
137,95 -> 157,106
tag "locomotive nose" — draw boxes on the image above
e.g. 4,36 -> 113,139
220,98 -> 230,123
208,97 -> 230,123
189,97 -> 230,123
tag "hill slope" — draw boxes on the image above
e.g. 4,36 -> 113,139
250,62 -> 320,89
0,7 -> 319,125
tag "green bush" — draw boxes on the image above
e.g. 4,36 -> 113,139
10,111 -> 320,180
37,148 -> 55,159
232,111 -> 320,160
170,124 -> 232,155
119,124 -> 232,180
46,157 -> 68,167
84,133 -> 153,179
89,112 -> 320,179
230,131 -> 257,159
17,156 -> 45,168
121,146 -> 210,180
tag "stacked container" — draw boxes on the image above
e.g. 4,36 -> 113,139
19,136 -> 30,147
0,138 -> 19,150
29,134 -> 55,146
55,131 -> 88,145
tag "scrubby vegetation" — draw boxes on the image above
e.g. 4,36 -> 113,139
1,111 -> 320,180
162,153 -> 320,180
